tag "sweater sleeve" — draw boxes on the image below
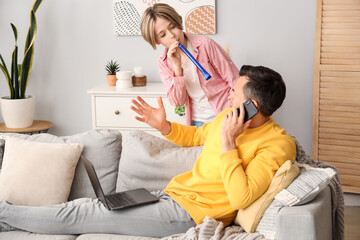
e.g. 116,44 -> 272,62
219,136 -> 296,210
157,57 -> 188,106
163,121 -> 211,147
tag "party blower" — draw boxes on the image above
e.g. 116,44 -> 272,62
178,43 -> 211,80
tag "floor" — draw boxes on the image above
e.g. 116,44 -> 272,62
344,206 -> 360,240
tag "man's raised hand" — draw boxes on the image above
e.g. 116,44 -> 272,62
130,96 -> 171,135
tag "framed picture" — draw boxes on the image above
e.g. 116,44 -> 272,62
113,0 -> 216,36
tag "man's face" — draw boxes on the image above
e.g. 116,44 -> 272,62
228,76 -> 248,108
154,17 -> 185,48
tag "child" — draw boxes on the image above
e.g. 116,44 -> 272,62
140,3 -> 239,127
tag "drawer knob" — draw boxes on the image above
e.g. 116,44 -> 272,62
114,110 -> 120,115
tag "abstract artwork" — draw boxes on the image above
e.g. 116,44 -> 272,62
113,0 -> 216,36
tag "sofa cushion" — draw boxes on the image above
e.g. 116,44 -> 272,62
0,129 -> 122,200
0,231 -> 77,240
62,130 -> 122,200
234,160 -> 300,233
116,130 -> 202,192
77,233 -> 159,240
0,136 -> 83,206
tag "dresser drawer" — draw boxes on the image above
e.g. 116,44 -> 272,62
94,96 -> 184,128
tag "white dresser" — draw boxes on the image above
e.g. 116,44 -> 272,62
87,83 -> 186,137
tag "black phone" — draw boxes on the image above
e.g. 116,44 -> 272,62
237,99 -> 259,123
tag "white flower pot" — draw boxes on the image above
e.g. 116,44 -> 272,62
1,95 -> 35,128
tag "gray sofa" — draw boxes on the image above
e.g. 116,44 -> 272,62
0,129 -> 334,240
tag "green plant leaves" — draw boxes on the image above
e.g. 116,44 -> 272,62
20,10 -> 37,98
11,46 -> 19,99
25,0 -> 42,49
0,0 -> 42,99
11,24 -> 18,44
32,0 -> 43,14
0,55 -> 11,84
0,55 -> 12,97
174,105 -> 185,116
105,60 -> 120,75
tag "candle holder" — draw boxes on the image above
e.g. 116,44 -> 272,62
132,75 -> 147,86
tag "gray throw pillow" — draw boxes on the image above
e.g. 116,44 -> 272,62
0,129 -> 122,200
63,130 -> 122,200
116,130 -> 202,192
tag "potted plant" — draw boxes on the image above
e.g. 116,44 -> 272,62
0,0 -> 44,128
105,60 -> 120,86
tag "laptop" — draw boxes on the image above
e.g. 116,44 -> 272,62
81,155 -> 159,210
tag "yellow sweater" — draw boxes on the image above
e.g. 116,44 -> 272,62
164,108 -> 296,226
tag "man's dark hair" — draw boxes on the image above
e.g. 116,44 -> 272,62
240,65 -> 286,117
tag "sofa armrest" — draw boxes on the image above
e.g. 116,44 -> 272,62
276,185 -> 332,240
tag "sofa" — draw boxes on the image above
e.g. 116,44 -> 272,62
0,129 -> 340,240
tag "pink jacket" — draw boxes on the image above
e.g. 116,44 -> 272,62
158,33 -> 239,125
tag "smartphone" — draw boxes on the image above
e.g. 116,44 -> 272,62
237,99 -> 259,123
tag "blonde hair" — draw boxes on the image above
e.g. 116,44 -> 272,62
140,3 -> 183,49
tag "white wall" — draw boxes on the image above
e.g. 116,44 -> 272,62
0,0 -> 316,154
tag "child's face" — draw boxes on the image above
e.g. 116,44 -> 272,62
228,76 -> 248,108
154,17 -> 185,48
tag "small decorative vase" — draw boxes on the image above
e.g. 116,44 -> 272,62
0,95 -> 35,128
106,75 -> 117,86
116,71 -> 132,89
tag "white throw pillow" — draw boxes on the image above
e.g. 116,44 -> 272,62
256,163 -> 336,239
291,163 -> 335,205
0,129 -> 123,200
0,136 -> 83,206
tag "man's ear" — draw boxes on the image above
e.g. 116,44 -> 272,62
251,99 -> 259,108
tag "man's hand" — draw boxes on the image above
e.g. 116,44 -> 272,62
131,96 -> 171,135
221,105 -> 251,153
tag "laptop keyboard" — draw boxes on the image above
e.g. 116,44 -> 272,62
106,192 -> 136,207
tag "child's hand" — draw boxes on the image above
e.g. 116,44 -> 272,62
167,41 -> 182,74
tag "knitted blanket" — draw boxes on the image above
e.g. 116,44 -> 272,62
162,216 -> 266,240
162,137 -> 344,240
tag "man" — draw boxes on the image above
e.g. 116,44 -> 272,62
0,65 -> 295,238
131,65 -> 296,226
